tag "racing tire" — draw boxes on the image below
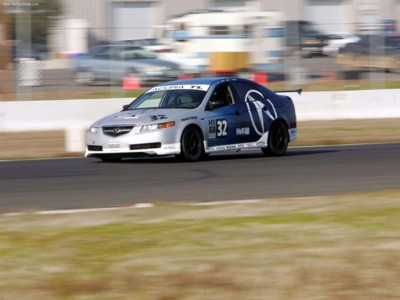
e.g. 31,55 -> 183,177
178,126 -> 205,162
262,121 -> 289,157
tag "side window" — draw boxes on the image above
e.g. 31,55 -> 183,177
94,47 -> 111,60
328,34 -> 341,40
108,47 -> 123,60
208,84 -> 235,109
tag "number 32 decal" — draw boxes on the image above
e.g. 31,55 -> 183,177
217,119 -> 228,137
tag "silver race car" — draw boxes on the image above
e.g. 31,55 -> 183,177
85,77 -> 299,162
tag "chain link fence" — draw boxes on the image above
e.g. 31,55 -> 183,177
16,58 -> 42,86
1,21 -> 399,101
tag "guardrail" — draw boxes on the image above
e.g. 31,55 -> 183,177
1,89 -> 399,151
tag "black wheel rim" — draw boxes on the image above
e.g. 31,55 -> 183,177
184,130 -> 199,156
271,124 -> 288,152
273,126 -> 285,150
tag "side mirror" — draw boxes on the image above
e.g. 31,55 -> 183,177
207,99 -> 225,110
122,104 -> 129,111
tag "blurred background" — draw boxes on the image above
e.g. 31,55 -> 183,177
1,0 -> 399,101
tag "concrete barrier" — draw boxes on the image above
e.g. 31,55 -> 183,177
0,98 -> 128,132
0,89 -> 399,152
0,98 -> 129,153
281,89 -> 400,121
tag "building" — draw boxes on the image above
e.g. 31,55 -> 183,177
52,0 -> 400,54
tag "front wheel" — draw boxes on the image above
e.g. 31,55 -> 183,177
262,121 -> 289,156
178,126 -> 204,162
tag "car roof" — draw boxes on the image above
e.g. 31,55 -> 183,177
90,44 -> 145,50
157,77 -> 245,86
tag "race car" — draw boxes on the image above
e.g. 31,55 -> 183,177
85,77 -> 299,162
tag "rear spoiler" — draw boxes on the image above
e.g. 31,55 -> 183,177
274,89 -> 302,95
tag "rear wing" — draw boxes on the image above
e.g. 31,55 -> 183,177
274,89 -> 302,95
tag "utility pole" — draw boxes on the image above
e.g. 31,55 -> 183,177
0,1 -> 13,95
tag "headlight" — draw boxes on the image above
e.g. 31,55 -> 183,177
89,126 -> 99,133
140,121 -> 175,132
140,124 -> 158,132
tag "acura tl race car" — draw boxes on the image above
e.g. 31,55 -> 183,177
85,77 -> 299,162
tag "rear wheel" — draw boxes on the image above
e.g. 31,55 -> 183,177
178,126 -> 204,162
262,121 -> 289,156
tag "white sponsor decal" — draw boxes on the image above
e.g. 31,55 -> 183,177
208,119 -> 228,138
245,90 -> 277,136
236,127 -> 250,135
216,119 -> 228,137
208,119 -> 216,139
207,142 -> 263,152
147,84 -> 210,93
289,128 -> 297,141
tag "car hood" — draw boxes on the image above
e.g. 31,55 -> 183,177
92,108 -> 195,127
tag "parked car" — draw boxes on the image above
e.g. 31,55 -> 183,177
285,20 -> 330,57
11,43 -> 49,61
85,77 -> 299,162
73,45 -> 181,85
116,38 -> 175,53
337,35 -> 400,73
323,32 -> 360,56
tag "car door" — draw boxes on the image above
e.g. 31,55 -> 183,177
230,80 -> 276,143
89,46 -> 114,80
109,46 -> 129,81
203,82 -> 250,148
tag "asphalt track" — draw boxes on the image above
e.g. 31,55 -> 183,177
1,143 -> 400,213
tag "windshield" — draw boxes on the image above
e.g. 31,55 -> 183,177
126,89 -> 207,110
302,23 -> 320,35
122,48 -> 157,59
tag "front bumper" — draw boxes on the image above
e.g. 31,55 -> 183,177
85,127 -> 181,158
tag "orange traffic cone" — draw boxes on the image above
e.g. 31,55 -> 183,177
251,72 -> 268,84
123,76 -> 141,90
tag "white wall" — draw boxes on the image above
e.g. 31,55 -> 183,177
1,90 -> 400,132
0,98 -> 129,132
288,89 -> 400,121
0,89 -> 399,151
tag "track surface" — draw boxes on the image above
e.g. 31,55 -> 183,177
1,143 -> 400,213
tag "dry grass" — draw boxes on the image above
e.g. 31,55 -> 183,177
0,131 -> 65,158
292,118 -> 400,146
0,190 -> 400,299
0,130 -> 76,159
1,118 -> 399,160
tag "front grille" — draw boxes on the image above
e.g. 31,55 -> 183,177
103,126 -> 133,137
130,143 -> 161,150
88,145 -> 103,151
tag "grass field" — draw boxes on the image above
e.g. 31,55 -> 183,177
1,190 -> 400,299
1,117 -> 399,299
